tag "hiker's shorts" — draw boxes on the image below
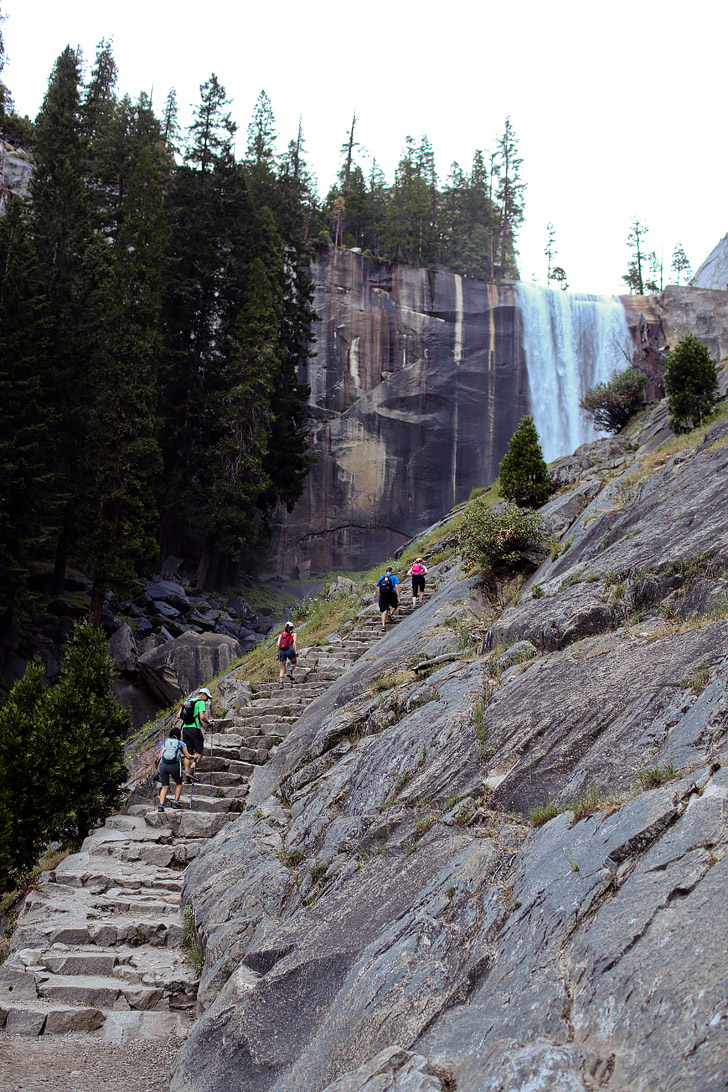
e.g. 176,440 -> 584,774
412,575 -> 425,596
158,759 -> 183,786
379,593 -> 398,613
182,726 -> 204,755
278,648 -> 297,662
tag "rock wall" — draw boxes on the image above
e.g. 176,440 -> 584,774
692,231 -> 728,291
270,250 -> 728,577
270,250 -> 530,575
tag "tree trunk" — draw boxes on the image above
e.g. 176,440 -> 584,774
89,581 -> 104,630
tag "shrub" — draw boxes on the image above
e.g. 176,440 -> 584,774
498,416 -> 553,508
580,367 -> 646,433
663,333 -> 719,433
461,500 -> 545,572
0,622 -> 129,890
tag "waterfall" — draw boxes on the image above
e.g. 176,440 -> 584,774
516,283 -> 632,463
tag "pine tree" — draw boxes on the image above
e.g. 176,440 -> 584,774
499,415 -> 553,508
47,621 -> 129,847
670,243 -> 692,286
30,47 -> 94,593
0,199 -> 58,628
0,662 -> 54,884
663,334 -> 718,433
493,117 -> 525,279
79,143 -> 166,625
622,218 -> 650,294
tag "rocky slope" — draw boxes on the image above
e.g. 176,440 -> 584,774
160,394 -> 728,1091
3,392 -> 728,1091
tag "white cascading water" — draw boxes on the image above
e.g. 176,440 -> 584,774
516,283 -> 633,463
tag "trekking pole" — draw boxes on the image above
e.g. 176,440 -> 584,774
189,766 -> 195,810
209,722 -> 214,787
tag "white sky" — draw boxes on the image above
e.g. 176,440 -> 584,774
2,0 -> 725,294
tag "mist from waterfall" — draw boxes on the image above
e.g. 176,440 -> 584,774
516,283 -> 632,463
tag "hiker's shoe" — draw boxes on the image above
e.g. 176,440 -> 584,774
158,805 -> 165,812
288,674 -> 295,684
171,800 -> 183,809
185,775 -> 194,784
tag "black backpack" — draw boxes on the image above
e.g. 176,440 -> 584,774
379,574 -> 393,594
180,697 -> 197,725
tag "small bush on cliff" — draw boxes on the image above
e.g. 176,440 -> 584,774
580,367 -> 646,433
663,333 -> 719,433
498,415 -> 554,508
461,501 -> 545,572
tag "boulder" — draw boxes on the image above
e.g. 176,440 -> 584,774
108,623 -> 138,674
137,631 -> 242,705
146,580 -> 191,610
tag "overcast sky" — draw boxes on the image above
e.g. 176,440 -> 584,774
2,0 -> 725,294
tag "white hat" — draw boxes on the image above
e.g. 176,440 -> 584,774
198,687 -> 212,698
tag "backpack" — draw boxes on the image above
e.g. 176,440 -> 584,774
411,563 -> 423,575
279,629 -> 294,650
161,736 -> 180,763
379,574 -> 393,594
180,697 -> 197,725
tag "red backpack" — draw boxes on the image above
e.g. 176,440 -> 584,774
279,629 -> 294,650
411,563 -> 423,575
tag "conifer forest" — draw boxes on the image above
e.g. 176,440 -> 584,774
0,35 -> 526,634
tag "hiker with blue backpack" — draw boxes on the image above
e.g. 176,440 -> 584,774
157,727 -> 194,811
178,687 -> 213,782
376,566 -> 401,630
407,557 -> 428,606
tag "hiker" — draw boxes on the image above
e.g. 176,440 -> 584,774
277,621 -> 298,686
407,557 -> 428,605
178,686 -> 213,782
157,727 -> 194,811
376,566 -> 401,630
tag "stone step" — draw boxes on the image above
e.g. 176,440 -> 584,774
37,972 -> 176,1011
1,1001 -> 106,1035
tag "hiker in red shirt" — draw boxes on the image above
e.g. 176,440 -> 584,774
277,622 -> 298,686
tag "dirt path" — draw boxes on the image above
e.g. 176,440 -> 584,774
0,1031 -> 180,1091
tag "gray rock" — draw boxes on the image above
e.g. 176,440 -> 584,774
146,580 -> 191,610
496,640 -> 537,672
108,623 -> 138,673
137,631 -> 242,705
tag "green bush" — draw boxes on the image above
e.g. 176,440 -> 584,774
461,501 -> 545,572
498,415 -> 553,508
663,334 -> 719,433
0,621 -> 129,890
579,367 -> 646,433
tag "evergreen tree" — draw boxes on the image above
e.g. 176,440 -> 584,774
670,243 -> 692,285
0,623 -> 129,889
0,199 -> 58,628
663,333 -> 719,433
0,663 -> 53,884
160,75 -> 253,556
47,621 -> 129,847
493,117 -> 525,279
79,144 -> 166,625
499,415 -> 553,508
30,46 -> 94,593
622,218 -> 650,294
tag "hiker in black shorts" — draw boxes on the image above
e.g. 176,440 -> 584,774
157,727 -> 194,810
376,566 -> 401,630
179,686 -> 213,782
407,557 -> 428,605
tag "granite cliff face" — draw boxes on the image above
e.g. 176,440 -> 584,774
271,249 -> 530,575
172,387 -> 728,1092
271,249 -> 728,576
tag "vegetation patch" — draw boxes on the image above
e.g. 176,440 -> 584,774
182,904 -> 204,977
634,763 -> 680,791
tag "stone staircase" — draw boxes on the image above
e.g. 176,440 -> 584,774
0,592 -> 427,1041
